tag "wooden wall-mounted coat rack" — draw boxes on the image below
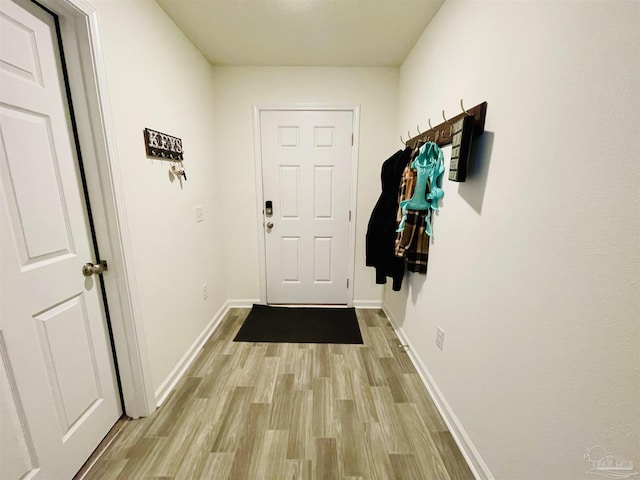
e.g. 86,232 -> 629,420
402,100 -> 488,149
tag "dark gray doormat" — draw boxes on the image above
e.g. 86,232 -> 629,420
233,304 -> 363,344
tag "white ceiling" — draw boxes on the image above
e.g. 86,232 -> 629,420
155,0 -> 444,67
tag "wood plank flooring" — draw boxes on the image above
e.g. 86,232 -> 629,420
79,309 -> 474,480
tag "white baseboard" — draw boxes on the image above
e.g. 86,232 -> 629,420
154,301 -> 231,406
353,300 -> 383,309
227,298 -> 262,309
227,298 -> 261,308
227,299 -> 383,309
382,305 -> 494,480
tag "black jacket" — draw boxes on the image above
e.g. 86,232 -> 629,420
366,148 -> 412,291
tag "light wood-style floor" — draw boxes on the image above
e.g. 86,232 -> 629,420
80,308 -> 474,480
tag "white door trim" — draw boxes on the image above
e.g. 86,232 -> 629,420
252,104 -> 360,307
35,0 -> 155,418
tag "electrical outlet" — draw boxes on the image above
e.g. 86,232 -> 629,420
202,283 -> 208,301
436,326 -> 445,351
195,205 -> 204,223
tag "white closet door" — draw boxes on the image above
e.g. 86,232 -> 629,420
0,1 -> 121,478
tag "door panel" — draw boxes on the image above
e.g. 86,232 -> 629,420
261,110 -> 353,304
33,295 -> 103,436
0,1 -> 121,478
281,236 -> 300,282
1,106 -> 73,262
314,166 -> 333,218
313,237 -> 332,282
0,9 -> 42,84
279,166 -> 300,218
0,337 -> 38,480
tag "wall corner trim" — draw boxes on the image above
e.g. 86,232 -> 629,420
382,305 -> 494,480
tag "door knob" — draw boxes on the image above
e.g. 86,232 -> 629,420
266,222 -> 274,229
82,260 -> 108,277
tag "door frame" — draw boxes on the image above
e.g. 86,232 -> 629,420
33,0 -> 155,418
252,104 -> 361,307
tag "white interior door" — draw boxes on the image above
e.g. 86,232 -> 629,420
0,1 -> 121,478
261,110 -> 353,305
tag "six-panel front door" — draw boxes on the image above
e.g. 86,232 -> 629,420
260,110 -> 353,305
0,1 -> 121,478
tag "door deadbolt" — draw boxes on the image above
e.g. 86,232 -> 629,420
82,260 -> 108,277
266,222 -> 274,229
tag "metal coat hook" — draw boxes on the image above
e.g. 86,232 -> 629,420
460,99 -> 470,116
428,118 -> 434,130
400,134 -> 405,145
442,109 -> 453,136
417,125 -> 421,136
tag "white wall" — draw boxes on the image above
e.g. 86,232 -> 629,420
89,1 -> 227,396
211,67 -> 398,304
386,1 -> 640,479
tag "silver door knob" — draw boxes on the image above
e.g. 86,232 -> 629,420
266,222 -> 274,229
82,260 -> 108,277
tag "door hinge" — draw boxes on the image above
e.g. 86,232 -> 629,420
351,133 -> 354,145
349,210 -> 352,222
347,278 -> 349,288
